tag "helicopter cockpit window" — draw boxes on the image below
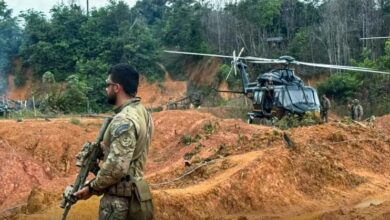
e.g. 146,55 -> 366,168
303,88 -> 314,103
283,90 -> 292,107
288,87 -> 307,104
286,86 -> 319,106
254,91 -> 263,104
303,88 -> 320,106
273,90 -> 283,106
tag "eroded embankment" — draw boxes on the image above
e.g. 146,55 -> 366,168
0,118 -> 101,213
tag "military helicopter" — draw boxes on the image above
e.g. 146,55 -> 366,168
165,49 -> 390,124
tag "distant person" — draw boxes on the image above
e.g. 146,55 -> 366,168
350,99 -> 364,121
74,64 -> 154,220
320,94 -> 331,123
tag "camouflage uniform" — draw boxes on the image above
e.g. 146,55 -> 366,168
350,99 -> 364,121
90,97 -> 154,220
320,95 -> 331,123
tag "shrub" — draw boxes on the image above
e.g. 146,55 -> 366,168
181,135 -> 194,145
203,121 -> 216,134
275,113 -> 320,130
317,73 -> 362,101
69,117 -> 81,125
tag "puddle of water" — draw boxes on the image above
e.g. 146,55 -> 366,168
354,199 -> 384,209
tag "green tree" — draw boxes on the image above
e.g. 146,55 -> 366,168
0,0 -> 20,92
132,0 -> 167,25
162,0 -> 208,52
20,5 -> 85,80
317,73 -> 363,100
76,59 -> 109,111
42,71 -> 56,84
233,0 -> 283,30
62,75 -> 89,113
38,70 -> 62,113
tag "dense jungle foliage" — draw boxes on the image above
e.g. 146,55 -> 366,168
0,0 -> 389,115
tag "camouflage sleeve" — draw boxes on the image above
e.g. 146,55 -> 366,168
90,117 -> 137,191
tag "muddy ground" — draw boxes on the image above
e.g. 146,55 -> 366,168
0,110 -> 388,220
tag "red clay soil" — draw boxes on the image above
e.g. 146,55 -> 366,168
6,73 -> 32,100
138,73 -> 187,109
0,112 -> 389,220
218,81 -> 240,100
186,57 -> 222,87
376,115 -> 390,135
0,118 -> 101,213
5,59 -> 222,108
6,58 -> 33,100
5,62 -> 187,108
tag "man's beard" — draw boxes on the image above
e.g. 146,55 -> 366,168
107,93 -> 117,105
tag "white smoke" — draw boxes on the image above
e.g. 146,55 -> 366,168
0,73 -> 5,96
0,55 -> 7,96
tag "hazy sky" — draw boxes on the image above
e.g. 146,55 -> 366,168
4,0 -> 138,17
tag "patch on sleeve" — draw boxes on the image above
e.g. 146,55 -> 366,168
120,135 -> 134,147
111,124 -> 130,137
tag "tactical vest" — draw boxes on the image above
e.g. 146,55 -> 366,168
103,99 -> 154,198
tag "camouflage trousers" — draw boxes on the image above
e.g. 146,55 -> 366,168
99,194 -> 154,220
320,109 -> 329,122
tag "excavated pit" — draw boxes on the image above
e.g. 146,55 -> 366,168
0,111 -> 389,220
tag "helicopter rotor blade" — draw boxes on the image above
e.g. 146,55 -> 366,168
165,50 -> 262,61
296,61 -> 390,75
233,61 -> 237,77
360,36 -> 390,40
236,47 -> 244,59
293,61 -> 373,70
249,60 -> 288,64
234,48 -> 245,76
248,55 -> 390,75
164,50 -> 235,59
226,65 -> 234,80
244,56 -> 283,62
233,50 -> 237,77
226,50 -> 236,80
165,49 -> 390,75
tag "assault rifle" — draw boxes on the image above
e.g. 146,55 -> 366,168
60,117 -> 112,220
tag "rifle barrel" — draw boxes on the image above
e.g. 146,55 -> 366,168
61,205 -> 71,220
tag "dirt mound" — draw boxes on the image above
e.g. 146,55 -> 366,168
0,118 -> 100,211
318,199 -> 390,220
148,121 -> 389,219
218,81 -> 240,100
376,114 -> 390,135
186,57 -> 222,86
2,112 -> 390,220
138,73 -> 187,108
26,187 -> 60,214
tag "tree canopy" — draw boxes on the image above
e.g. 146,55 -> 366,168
0,0 -> 389,115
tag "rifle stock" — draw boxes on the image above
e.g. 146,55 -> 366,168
60,117 -> 112,220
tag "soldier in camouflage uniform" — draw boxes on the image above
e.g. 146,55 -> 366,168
350,99 -> 364,121
320,94 -> 331,123
74,64 -> 154,220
